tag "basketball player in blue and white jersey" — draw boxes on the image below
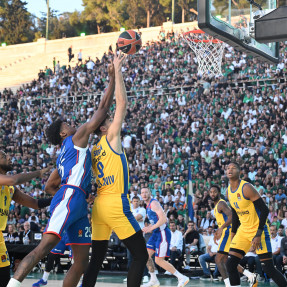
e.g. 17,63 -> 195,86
7,63 -> 116,287
141,188 -> 189,287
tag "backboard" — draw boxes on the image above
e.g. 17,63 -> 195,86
198,0 -> 279,63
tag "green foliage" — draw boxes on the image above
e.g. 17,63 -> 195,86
0,0 -> 199,44
0,0 -> 35,44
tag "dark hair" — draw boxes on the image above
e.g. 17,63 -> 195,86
169,220 -> 176,225
229,161 -> 241,170
132,196 -> 140,201
210,184 -> 221,194
46,119 -> 63,145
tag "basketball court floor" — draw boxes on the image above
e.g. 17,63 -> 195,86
20,273 -> 272,287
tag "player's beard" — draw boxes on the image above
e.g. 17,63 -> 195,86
0,163 -> 13,172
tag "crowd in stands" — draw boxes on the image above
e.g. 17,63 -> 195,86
1,27 -> 287,277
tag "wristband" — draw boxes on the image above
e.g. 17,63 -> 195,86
38,197 -> 52,208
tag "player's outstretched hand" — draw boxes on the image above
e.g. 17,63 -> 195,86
251,235 -> 261,250
40,166 -> 52,178
142,225 -> 154,234
113,50 -> 126,72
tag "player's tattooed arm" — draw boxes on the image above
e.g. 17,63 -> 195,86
146,257 -> 155,273
0,167 -> 50,186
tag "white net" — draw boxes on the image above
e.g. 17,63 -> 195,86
182,30 -> 225,77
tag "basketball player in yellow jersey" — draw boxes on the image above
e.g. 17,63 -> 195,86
226,162 -> 287,287
210,185 -> 258,287
82,51 -> 148,287
0,151 -> 51,287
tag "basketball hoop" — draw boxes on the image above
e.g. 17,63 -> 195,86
182,30 -> 225,77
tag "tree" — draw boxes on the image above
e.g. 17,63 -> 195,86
0,0 -> 35,44
142,0 -> 164,27
178,0 -> 196,23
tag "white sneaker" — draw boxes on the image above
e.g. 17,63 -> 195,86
177,275 -> 190,287
248,273 -> 259,287
142,279 -> 160,287
143,276 -> 149,283
164,271 -> 172,275
123,277 -> 127,283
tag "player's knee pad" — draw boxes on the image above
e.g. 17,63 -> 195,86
226,255 -> 241,274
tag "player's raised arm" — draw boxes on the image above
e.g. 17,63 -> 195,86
45,169 -> 61,195
0,167 -> 50,186
72,63 -> 115,148
243,183 -> 269,249
106,51 -> 127,153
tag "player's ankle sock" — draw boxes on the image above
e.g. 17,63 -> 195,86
7,278 -> 21,287
42,271 -> 50,282
243,269 -> 252,280
150,272 -> 158,281
224,278 -> 231,287
173,270 -> 184,280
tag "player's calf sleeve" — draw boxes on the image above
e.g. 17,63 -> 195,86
226,255 -> 241,286
0,266 -> 10,287
82,240 -> 109,287
45,253 -> 58,272
122,231 -> 149,287
261,259 -> 287,287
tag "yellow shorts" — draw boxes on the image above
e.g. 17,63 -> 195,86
217,226 -> 232,254
230,224 -> 272,256
0,231 -> 10,268
92,195 -> 140,240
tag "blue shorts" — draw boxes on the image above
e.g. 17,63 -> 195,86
146,228 -> 171,258
51,233 -> 72,257
44,185 -> 91,245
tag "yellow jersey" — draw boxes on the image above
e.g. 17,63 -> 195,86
91,135 -> 129,196
228,180 -> 266,233
214,199 -> 230,229
0,185 -> 14,231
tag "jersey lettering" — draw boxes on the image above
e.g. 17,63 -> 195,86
234,202 -> 240,209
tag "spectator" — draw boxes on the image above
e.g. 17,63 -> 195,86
78,49 -> 83,65
68,45 -> 74,62
183,221 -> 199,270
239,247 -> 257,282
280,228 -> 287,275
165,221 -> 183,273
19,221 -> 33,245
270,225 -> 284,274
4,224 -> 20,244
200,211 -> 215,231
199,236 -> 220,280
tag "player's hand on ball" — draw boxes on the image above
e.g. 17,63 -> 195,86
113,50 -> 126,72
142,225 -> 153,234
251,236 -> 261,250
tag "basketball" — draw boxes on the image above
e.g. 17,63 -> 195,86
117,30 -> 142,55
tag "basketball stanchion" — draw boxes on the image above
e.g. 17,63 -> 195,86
182,30 -> 225,77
